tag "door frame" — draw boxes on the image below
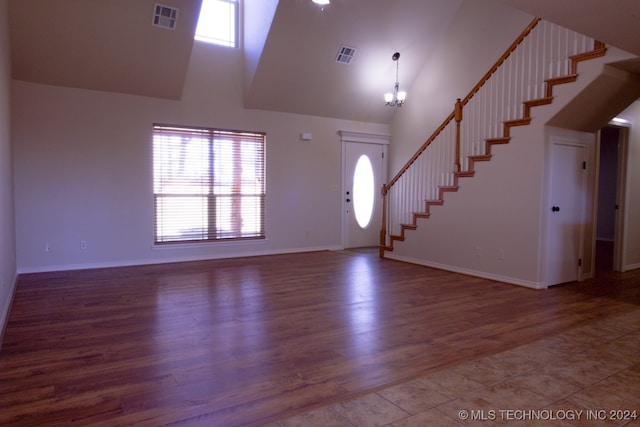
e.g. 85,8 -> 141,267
593,123 -> 630,272
338,131 -> 390,249
614,125 -> 630,271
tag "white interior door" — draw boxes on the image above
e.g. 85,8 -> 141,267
547,141 -> 587,286
344,142 -> 386,248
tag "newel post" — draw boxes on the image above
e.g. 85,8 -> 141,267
454,98 -> 463,172
380,184 -> 388,257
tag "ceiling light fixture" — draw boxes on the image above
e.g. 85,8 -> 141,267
312,0 -> 330,5
384,52 -> 406,107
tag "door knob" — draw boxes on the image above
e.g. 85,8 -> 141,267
551,206 -> 560,212
346,198 -> 351,203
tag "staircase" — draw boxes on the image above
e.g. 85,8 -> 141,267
380,18 -> 607,255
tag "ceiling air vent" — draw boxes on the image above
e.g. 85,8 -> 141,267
152,3 -> 179,30
336,45 -> 357,64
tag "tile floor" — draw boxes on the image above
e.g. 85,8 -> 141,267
267,308 -> 640,426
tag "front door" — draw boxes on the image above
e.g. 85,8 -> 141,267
344,142 -> 386,248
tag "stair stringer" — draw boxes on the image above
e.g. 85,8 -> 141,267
383,46 -> 639,289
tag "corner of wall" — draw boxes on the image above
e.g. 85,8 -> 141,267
0,273 -> 18,351
0,0 -> 19,348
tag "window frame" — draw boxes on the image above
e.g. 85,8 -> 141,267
152,123 -> 266,245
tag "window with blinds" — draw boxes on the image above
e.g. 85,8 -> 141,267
153,124 -> 265,244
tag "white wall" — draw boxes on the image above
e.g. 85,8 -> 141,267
385,0 -> 542,286
9,0 -> 640,280
616,101 -> 640,270
388,0 -> 533,177
0,0 -> 18,339
12,41 -> 388,273
390,122 -> 548,287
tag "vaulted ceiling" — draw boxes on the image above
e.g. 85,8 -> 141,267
499,0 -> 640,59
8,0 -> 201,99
8,0 -> 640,123
499,0 -> 640,77
242,0 -> 464,123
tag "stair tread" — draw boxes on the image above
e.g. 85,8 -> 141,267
505,118 -> 531,125
570,49 -> 606,61
546,74 -> 578,82
544,74 -> 578,97
523,97 -> 554,117
487,137 -> 510,143
524,97 -> 553,105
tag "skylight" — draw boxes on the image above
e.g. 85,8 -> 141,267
195,0 -> 237,48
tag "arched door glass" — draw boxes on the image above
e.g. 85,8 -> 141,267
353,154 -> 375,229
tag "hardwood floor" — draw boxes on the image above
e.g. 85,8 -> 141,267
596,239 -> 614,272
1,250 -> 639,426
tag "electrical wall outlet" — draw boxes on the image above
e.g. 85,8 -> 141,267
80,240 -> 87,250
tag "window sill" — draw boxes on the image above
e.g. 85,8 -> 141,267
151,238 -> 268,250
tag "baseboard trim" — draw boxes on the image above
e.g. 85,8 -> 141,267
384,253 -> 546,290
16,246 -> 344,274
0,273 -> 18,350
623,262 -> 640,272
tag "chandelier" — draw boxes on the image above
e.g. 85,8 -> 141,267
384,52 -> 406,107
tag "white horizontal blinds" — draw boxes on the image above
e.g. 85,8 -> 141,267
211,130 -> 265,239
153,124 -> 265,244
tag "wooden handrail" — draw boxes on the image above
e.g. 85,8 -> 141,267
382,17 -> 541,195
461,17 -> 541,107
382,110 -> 455,194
